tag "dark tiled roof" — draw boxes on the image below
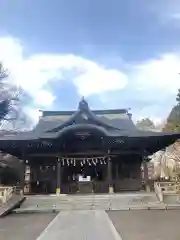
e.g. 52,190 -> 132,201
0,99 -> 180,146
33,118 -> 64,134
33,111 -> 135,135
42,108 -> 129,117
98,116 -> 136,130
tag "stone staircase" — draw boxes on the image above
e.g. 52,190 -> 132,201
163,193 -> 180,204
14,192 -> 165,213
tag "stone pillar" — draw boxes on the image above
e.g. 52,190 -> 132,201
107,155 -> 114,194
56,157 -> 61,195
143,157 -> 150,192
19,159 -> 25,195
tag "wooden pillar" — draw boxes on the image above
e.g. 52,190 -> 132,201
24,160 -> 31,194
56,157 -> 61,195
116,159 -> 119,180
107,152 -> 114,194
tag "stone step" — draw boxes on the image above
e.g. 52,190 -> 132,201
163,194 -> 180,204
17,193 -> 162,212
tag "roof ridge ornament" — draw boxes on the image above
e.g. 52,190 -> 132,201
78,97 -> 89,111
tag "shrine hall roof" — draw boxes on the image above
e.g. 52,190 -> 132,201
41,108 -> 129,117
33,112 -> 136,135
0,98 -> 180,147
35,101 -> 134,134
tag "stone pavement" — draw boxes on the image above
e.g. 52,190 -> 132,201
36,210 -> 122,240
0,213 -> 56,240
108,210 -> 180,240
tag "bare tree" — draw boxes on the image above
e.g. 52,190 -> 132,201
0,63 -> 32,131
0,63 -> 11,121
0,63 -> 32,170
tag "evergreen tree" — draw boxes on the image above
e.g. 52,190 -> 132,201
176,89 -> 180,105
136,118 -> 155,130
163,89 -> 180,132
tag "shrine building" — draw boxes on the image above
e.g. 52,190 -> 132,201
0,99 -> 180,195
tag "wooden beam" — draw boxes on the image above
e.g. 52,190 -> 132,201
28,150 -> 144,157
28,151 -> 107,157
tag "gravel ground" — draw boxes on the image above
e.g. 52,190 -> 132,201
0,213 -> 57,240
108,210 -> 180,240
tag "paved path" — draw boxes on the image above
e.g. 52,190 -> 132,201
37,210 -> 122,240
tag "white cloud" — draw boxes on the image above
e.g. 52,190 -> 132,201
0,38 -> 56,108
152,0 -> 180,25
129,53 -> 180,123
132,54 -> 180,94
33,90 -> 55,107
26,54 -> 128,96
74,65 -> 127,96
0,36 -> 128,120
0,36 -> 179,125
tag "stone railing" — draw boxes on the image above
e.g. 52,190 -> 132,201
154,182 -> 163,202
154,181 -> 180,203
0,186 -> 14,205
158,181 -> 179,194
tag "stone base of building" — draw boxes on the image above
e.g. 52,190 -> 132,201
56,188 -> 61,195
108,186 -> 114,194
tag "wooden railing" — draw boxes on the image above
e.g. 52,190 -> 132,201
0,186 -> 14,205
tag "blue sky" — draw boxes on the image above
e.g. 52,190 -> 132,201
0,0 -> 180,124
